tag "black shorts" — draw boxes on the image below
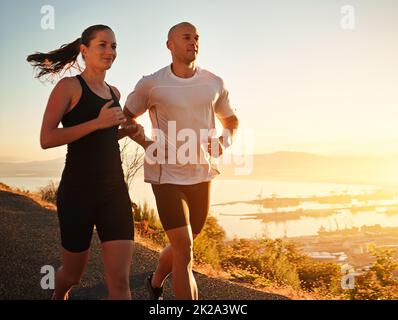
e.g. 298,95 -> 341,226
151,181 -> 211,235
56,179 -> 134,253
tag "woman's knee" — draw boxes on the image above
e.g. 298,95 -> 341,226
66,275 -> 82,286
58,267 -> 83,286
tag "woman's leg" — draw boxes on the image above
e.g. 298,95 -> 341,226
55,182 -> 94,299
101,240 -> 133,300
53,248 -> 89,300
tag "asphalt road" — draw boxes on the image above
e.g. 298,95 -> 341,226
0,188 -> 288,300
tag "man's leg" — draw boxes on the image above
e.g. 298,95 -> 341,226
150,182 -> 210,299
151,233 -> 199,289
165,225 -> 197,299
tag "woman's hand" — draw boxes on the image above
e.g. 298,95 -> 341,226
95,100 -> 126,129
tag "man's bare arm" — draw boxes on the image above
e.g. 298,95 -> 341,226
122,107 -> 153,149
218,114 -> 239,147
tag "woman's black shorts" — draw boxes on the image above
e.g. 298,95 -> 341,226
56,180 -> 134,253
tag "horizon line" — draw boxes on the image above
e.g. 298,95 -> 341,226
3,150 -> 398,163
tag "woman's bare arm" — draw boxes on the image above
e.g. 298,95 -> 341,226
41,78 -> 125,149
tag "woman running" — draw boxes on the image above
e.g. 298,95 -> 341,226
27,25 -> 140,300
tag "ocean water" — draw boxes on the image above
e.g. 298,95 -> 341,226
2,176 -> 396,239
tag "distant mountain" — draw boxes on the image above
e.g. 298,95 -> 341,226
0,158 -> 65,178
1,152 -> 398,187
218,151 -> 398,187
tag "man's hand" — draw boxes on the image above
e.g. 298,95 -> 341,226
207,137 -> 224,158
126,123 -> 145,143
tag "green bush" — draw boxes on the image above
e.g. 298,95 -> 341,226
368,245 -> 398,287
133,201 -> 167,246
346,246 -> 398,300
133,201 -> 159,227
297,259 -> 341,293
39,181 -> 58,204
221,238 -> 301,289
193,216 -> 226,268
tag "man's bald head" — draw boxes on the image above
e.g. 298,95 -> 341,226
166,22 -> 199,64
167,22 -> 197,41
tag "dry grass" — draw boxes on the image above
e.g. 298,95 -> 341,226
0,182 -> 56,210
134,230 -> 163,252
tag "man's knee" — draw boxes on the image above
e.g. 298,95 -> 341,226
107,272 -> 130,292
172,242 -> 193,264
159,246 -> 172,264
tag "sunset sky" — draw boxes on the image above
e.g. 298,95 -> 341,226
0,0 -> 397,162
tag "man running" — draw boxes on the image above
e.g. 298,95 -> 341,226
124,22 -> 239,300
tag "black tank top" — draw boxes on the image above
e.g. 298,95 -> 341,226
60,75 -> 124,185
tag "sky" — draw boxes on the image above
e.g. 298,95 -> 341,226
0,0 -> 397,162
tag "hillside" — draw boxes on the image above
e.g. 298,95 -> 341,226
0,183 -> 287,300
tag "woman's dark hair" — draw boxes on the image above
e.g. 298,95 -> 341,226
27,24 -> 112,80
